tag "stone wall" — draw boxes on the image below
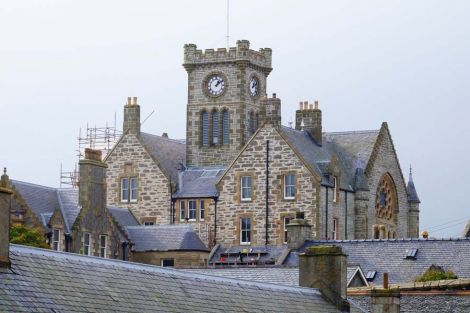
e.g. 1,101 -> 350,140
365,124 -> 410,238
130,250 -> 209,268
216,124 -> 320,246
105,134 -> 171,224
320,186 -> 356,240
174,198 -> 213,246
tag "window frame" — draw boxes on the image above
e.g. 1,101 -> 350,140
240,176 -> 252,201
52,228 -> 61,251
283,216 -> 292,244
161,259 -> 175,267
332,176 -> 339,203
179,200 -> 186,222
99,235 -> 107,258
120,177 -> 129,202
200,200 -> 205,221
83,233 -> 91,256
188,200 -> 197,221
121,177 -> 138,203
284,174 -> 296,200
240,217 -> 251,245
332,218 -> 338,240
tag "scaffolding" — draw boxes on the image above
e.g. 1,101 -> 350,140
60,114 -> 122,188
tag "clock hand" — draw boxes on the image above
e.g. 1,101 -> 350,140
215,79 -> 221,87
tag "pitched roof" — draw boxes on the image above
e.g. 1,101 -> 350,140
125,225 -> 208,252
57,188 -> 79,233
12,180 -> 61,229
280,127 -> 379,191
406,170 -> 420,203
139,132 -> 186,183
173,166 -> 225,198
1,245 -> 339,312
285,238 -> 470,285
209,244 -> 288,266
108,207 -> 140,229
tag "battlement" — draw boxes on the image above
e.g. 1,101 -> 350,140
183,40 -> 272,69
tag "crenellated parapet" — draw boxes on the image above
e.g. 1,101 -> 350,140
183,40 -> 272,70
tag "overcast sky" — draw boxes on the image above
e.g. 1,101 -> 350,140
1,1 -> 469,237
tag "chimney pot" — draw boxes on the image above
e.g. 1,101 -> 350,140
314,101 -> 319,110
162,132 -> 168,138
84,148 -> 102,162
127,97 -> 132,106
123,96 -> 141,135
309,104 -> 314,110
383,272 -> 389,289
132,97 -> 138,105
299,102 -> 303,110
272,93 -> 276,98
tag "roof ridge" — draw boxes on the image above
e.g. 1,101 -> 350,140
12,179 -> 57,191
9,244 -> 321,295
307,237 -> 470,243
324,129 -> 380,135
125,224 -> 192,229
140,132 -> 186,145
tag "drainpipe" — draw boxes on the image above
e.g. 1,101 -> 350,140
265,140 -> 270,246
325,187 -> 329,239
344,190 -> 348,240
213,196 -> 218,245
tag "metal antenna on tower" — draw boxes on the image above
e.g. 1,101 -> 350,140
226,0 -> 230,48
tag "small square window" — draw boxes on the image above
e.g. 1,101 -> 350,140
161,259 -> 175,267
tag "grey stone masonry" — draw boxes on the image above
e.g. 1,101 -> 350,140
260,94 -> 281,128
183,40 -> 273,167
370,289 -> 400,313
123,97 -> 140,135
0,168 -> 12,269
287,216 -> 312,250
295,101 -> 322,145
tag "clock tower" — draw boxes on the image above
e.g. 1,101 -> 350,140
183,40 -> 272,167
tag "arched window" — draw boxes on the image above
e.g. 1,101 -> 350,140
222,110 -> 229,145
201,111 -> 209,146
212,110 -> 219,145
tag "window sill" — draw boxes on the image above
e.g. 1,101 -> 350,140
241,199 -> 252,202
283,197 -> 296,201
240,242 -> 251,246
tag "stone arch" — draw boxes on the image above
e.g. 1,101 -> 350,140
375,172 -> 398,234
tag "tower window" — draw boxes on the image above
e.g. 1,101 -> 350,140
222,110 -> 229,145
212,111 -> 219,145
201,111 -> 209,146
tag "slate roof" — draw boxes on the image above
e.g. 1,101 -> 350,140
463,221 -> 470,238
183,266 -> 366,288
406,170 -> 420,203
173,166 -> 225,198
280,127 -> 380,191
209,244 -> 288,266
109,207 -> 140,229
140,132 -> 186,183
126,225 -> 208,252
0,244 -> 340,312
12,180 -> 138,234
285,238 -> 470,285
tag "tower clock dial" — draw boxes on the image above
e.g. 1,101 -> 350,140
207,75 -> 225,97
249,76 -> 259,97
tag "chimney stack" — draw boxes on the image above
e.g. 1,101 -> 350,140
261,93 -> 281,128
295,100 -> 322,145
0,168 -> 12,270
299,245 -> 350,311
286,212 -> 312,250
79,149 -> 107,215
123,96 -> 141,135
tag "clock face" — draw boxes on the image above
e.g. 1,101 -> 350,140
249,77 -> 259,97
207,75 -> 225,97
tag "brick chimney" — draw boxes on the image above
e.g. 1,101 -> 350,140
295,100 -> 322,145
0,168 -> 12,269
123,96 -> 140,135
79,149 -> 107,214
261,93 -> 281,128
286,212 -> 311,250
299,245 -> 350,311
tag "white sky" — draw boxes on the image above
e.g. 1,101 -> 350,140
1,1 -> 469,237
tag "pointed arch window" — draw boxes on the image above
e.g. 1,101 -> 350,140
201,111 -> 209,146
222,110 -> 229,145
212,110 -> 219,145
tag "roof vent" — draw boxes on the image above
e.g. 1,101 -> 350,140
405,248 -> 418,260
365,270 -> 377,281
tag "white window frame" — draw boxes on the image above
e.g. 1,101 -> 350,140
179,200 -> 186,222
284,175 -> 296,200
332,218 -> 338,240
130,177 -> 138,202
188,200 -> 197,221
83,233 -> 91,256
240,217 -> 251,245
241,176 -> 252,201
283,217 -> 292,244
52,228 -> 61,251
99,235 -> 107,258
121,177 -> 129,202
200,200 -> 205,221
333,176 -> 338,203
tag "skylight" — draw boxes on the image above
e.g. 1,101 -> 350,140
405,248 -> 418,260
365,270 -> 377,281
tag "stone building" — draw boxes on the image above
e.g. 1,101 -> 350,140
104,40 -> 420,248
